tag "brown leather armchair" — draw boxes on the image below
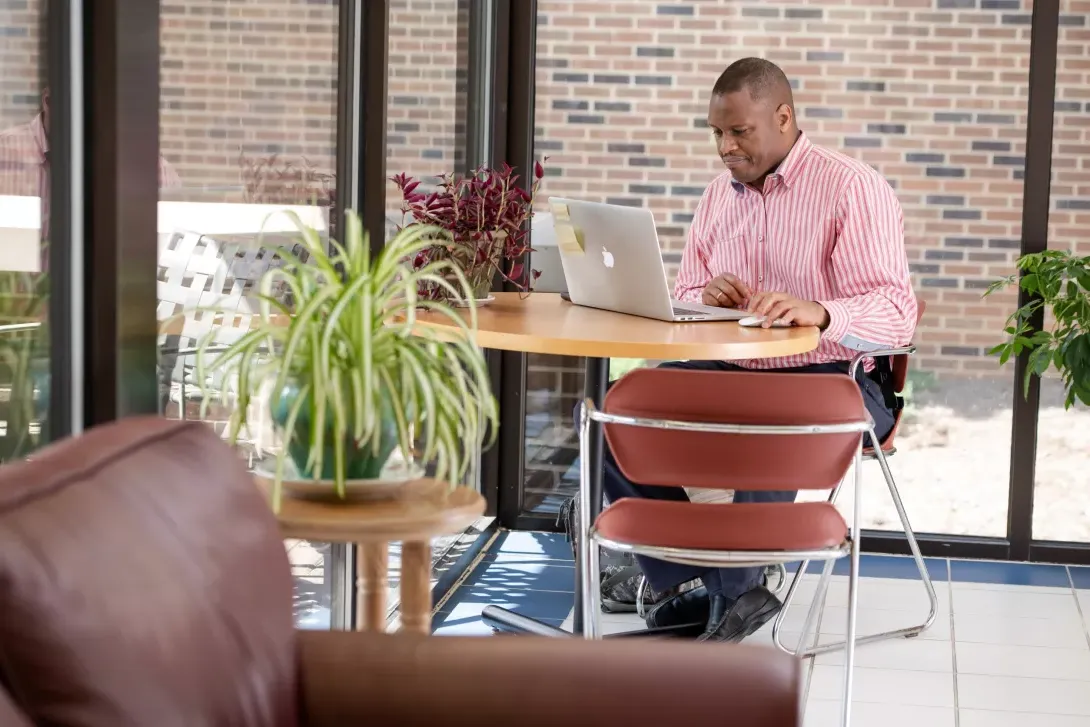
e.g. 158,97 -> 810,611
0,417 -> 800,726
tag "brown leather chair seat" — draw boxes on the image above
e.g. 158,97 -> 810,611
596,499 -> 848,552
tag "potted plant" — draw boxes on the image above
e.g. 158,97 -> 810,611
391,161 -> 544,303
195,209 -> 498,507
986,249 -> 1090,408
240,151 -> 337,244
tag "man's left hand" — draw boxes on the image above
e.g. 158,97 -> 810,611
747,292 -> 830,329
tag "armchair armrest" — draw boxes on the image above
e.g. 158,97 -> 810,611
297,630 -> 800,727
848,344 -> 917,379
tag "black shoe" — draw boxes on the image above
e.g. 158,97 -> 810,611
697,585 -> 782,643
645,586 -> 712,629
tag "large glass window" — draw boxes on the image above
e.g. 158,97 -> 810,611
1031,0 -> 1090,543
385,0 -> 468,243
525,0 -> 1030,537
0,0 -> 51,462
157,0 -> 341,629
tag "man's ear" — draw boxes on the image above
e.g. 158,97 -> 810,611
775,103 -> 793,133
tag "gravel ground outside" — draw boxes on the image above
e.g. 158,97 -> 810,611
826,376 -> 1090,542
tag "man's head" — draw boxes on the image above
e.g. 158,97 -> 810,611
707,58 -> 798,185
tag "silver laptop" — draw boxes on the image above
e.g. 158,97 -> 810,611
549,197 -> 747,323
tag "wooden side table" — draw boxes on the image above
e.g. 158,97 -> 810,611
256,477 -> 485,634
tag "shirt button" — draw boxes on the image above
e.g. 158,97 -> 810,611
758,276 -> 764,282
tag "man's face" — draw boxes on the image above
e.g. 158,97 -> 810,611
707,90 -> 792,184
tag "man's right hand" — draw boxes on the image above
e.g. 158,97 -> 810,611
701,273 -> 752,308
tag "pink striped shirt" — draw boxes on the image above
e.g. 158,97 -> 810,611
0,113 -> 181,244
674,132 -> 917,370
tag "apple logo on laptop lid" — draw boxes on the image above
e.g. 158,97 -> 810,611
601,246 -> 615,269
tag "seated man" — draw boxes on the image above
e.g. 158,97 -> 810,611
599,57 -> 917,643
0,86 -> 181,263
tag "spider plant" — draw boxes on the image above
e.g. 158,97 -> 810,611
195,209 -> 498,507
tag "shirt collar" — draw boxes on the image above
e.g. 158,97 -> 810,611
729,131 -> 812,193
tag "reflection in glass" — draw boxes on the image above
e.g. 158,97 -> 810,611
0,0 -> 50,462
525,1 -> 1029,537
384,0 -> 468,242
158,0 -> 341,628
1031,0 -> 1090,543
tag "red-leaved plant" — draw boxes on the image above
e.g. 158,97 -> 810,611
391,161 -> 544,300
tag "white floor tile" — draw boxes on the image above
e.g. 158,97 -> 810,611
600,612 -> 644,636
804,699 -> 955,727
813,605 -> 950,641
958,674 -> 1090,716
955,641 -> 1090,681
815,635 -> 954,672
1075,592 -> 1090,627
954,611 -> 1090,649
748,626 -> 804,651
822,577 -> 950,615
953,587 -> 1083,622
953,581 -> 1075,596
960,709 -> 1090,727
808,664 -> 956,707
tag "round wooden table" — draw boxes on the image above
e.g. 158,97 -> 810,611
412,292 -> 820,360
257,477 -> 485,635
412,292 -> 820,636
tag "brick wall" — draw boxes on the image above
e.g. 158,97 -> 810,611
158,0 -> 340,201
385,0 -> 467,234
0,1 -> 44,129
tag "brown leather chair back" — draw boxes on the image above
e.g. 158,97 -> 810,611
604,369 -> 865,491
0,417 -> 299,727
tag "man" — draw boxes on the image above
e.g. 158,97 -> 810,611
598,58 -> 917,643
0,87 -> 181,252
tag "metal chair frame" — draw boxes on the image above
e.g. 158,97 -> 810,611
577,396 -> 870,727
770,348 -> 939,659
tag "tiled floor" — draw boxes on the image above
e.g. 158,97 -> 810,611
434,531 -> 1090,727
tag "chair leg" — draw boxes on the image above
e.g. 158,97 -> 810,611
841,443 -> 864,727
772,480 -> 845,657
636,575 -> 649,619
789,448 -> 939,659
841,533 -> 862,727
577,405 -> 602,640
872,445 -> 940,636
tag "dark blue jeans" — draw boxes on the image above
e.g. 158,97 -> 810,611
596,360 -> 896,601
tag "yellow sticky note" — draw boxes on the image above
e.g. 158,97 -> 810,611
555,223 -> 585,255
550,202 -> 571,222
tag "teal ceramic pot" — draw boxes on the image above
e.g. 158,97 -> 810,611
270,379 -> 400,480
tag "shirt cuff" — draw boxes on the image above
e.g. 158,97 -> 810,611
816,299 -> 851,343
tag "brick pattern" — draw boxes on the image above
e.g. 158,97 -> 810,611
384,0 -> 467,235
0,1 -> 44,130
158,0 -> 340,202
1049,2 -> 1090,262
